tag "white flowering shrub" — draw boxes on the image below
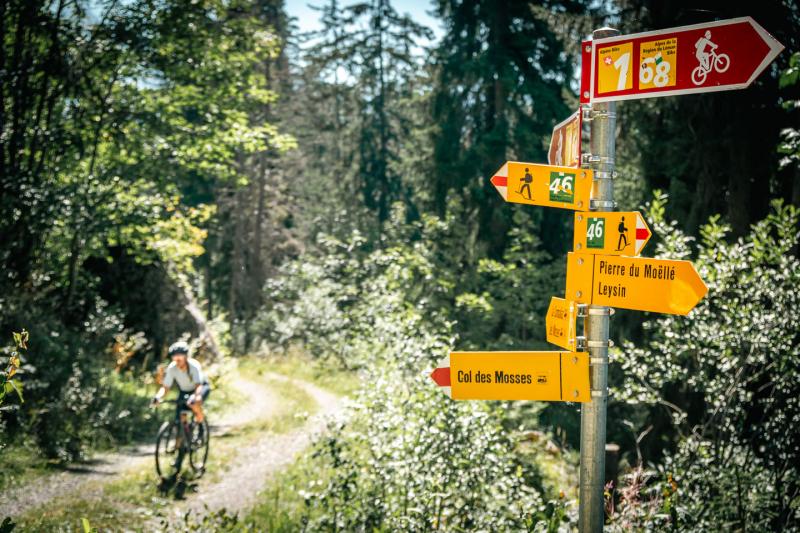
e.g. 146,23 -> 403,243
614,197 -> 800,531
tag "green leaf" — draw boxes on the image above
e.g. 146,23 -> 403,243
5,380 -> 23,403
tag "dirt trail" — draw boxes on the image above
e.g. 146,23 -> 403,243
0,374 -> 340,519
162,373 -> 344,521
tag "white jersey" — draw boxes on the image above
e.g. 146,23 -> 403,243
163,358 -> 206,392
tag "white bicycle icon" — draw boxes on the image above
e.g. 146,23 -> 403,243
692,49 -> 730,85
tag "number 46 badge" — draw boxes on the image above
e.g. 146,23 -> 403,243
573,211 -> 652,257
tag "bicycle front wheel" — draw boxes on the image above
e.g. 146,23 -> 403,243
189,419 -> 210,477
155,421 -> 181,478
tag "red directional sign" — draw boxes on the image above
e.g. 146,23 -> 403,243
580,17 -> 784,104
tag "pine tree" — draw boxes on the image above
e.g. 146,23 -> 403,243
300,0 -> 433,230
430,0 -> 590,257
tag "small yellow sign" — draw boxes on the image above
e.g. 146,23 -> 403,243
638,37 -> 677,90
448,351 -> 590,402
573,211 -> 652,256
597,41 -> 633,94
490,162 -> 593,211
565,253 -> 708,315
546,297 -> 578,350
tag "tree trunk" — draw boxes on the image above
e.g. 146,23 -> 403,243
183,281 -> 221,361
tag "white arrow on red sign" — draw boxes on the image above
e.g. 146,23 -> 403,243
580,16 -> 784,104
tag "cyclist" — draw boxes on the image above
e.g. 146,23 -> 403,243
694,30 -> 718,72
151,341 -> 211,431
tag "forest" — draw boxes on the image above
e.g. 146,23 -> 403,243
1,0 -> 799,531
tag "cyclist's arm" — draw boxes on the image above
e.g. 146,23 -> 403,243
155,365 -> 176,404
153,385 -> 170,404
190,362 -> 206,399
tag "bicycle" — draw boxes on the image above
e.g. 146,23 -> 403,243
691,50 -> 730,86
154,397 -> 210,480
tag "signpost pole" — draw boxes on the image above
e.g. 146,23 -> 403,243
578,26 -> 619,533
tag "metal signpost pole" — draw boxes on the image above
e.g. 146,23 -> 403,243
578,26 -> 619,533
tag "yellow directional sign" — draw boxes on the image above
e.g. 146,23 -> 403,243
490,162 -> 593,211
546,297 -> 579,350
430,351 -> 590,402
565,252 -> 708,315
574,211 -> 652,256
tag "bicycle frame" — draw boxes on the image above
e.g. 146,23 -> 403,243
155,398 -> 209,480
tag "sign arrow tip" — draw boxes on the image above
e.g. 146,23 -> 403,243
430,367 -> 451,387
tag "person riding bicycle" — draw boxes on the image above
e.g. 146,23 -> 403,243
694,30 -> 718,72
151,341 -> 211,430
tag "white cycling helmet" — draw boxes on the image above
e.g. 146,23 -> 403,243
168,341 -> 190,357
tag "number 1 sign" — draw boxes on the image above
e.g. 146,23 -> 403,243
580,17 -> 783,104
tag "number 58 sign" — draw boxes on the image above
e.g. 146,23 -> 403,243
581,17 -> 783,104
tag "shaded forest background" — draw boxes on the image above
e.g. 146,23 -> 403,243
1,0 -> 800,530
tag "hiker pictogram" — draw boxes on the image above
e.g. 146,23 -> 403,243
517,168 -> 533,200
616,215 -> 630,251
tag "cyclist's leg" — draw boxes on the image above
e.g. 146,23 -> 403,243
174,392 -> 191,446
187,383 -> 210,423
188,384 -> 210,443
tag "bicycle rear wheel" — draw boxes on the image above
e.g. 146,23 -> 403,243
155,421 -> 182,478
189,419 -> 210,476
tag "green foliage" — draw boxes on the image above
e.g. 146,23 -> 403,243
778,52 -> 800,173
455,209 -> 559,350
255,208 -> 579,530
615,199 -> 800,530
0,300 -> 162,460
430,0 -> 594,257
0,0 -> 292,457
300,0 -> 433,226
161,506 -> 243,532
299,375 -> 545,530
0,331 -> 26,408
605,468 -> 677,532
81,517 -> 96,533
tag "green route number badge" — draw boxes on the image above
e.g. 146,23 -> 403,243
548,172 -> 575,203
586,217 -> 605,248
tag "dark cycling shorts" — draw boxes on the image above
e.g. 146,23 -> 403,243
175,383 -> 211,417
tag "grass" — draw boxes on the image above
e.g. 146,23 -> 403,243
235,377 -> 317,436
244,452 -> 323,531
0,441 -> 50,493
238,348 -> 361,397
11,355 -> 337,531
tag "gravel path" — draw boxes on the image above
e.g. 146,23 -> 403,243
163,373 -> 344,521
0,377 -> 281,518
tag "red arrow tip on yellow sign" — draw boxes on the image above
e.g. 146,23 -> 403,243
490,164 -> 509,200
430,367 -> 451,387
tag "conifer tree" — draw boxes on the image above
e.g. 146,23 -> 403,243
430,0 -> 592,257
